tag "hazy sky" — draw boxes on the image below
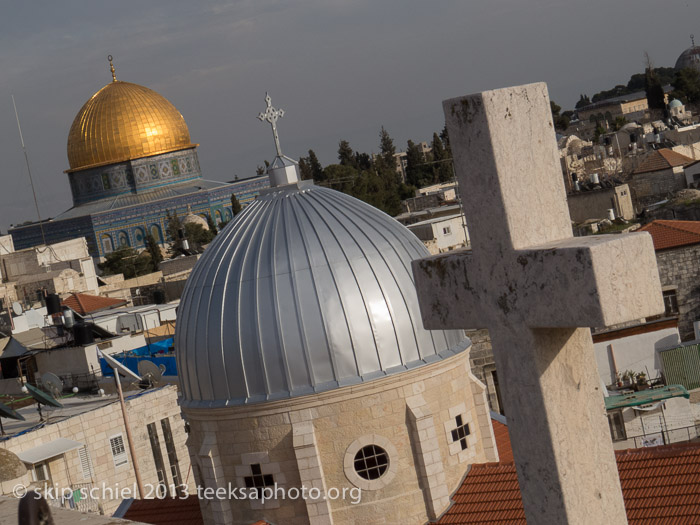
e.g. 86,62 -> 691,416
1,1 -> 699,231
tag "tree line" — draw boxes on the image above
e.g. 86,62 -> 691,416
296,127 -> 454,216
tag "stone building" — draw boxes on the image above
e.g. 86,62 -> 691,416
176,112 -> 498,524
630,149 -> 694,207
0,385 -> 191,515
638,220 -> 700,341
9,59 -> 269,258
407,213 -> 469,254
567,183 -> 635,222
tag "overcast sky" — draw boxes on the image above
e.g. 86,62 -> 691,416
1,0 -> 699,231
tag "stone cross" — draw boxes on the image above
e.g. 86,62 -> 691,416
257,93 -> 285,157
412,83 -> 664,524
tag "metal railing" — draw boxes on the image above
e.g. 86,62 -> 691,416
616,422 -> 700,449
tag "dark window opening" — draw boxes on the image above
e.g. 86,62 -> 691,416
161,418 -> 183,493
147,422 -> 168,494
353,445 -> 389,480
451,415 -> 471,450
608,410 -> 627,442
663,289 -> 679,316
244,464 -> 275,499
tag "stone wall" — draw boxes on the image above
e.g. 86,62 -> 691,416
0,385 -> 192,515
655,245 -> 700,341
183,350 -> 498,525
466,329 -> 501,415
567,184 -> 634,222
630,168 -> 686,207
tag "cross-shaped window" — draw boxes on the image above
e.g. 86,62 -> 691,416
451,415 -> 470,450
243,464 -> 274,499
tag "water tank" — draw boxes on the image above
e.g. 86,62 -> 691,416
62,307 -> 75,329
590,173 -> 600,185
45,294 -> 61,315
607,209 -> 615,220
73,323 -> 94,346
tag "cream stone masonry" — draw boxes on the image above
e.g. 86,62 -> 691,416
293,421 -> 332,525
0,385 -> 191,516
406,395 -> 450,519
183,349 -> 494,525
412,83 -> 665,524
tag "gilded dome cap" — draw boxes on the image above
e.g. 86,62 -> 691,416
66,80 -> 196,172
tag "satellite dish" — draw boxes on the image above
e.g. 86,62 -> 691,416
0,401 -> 25,421
25,384 -> 63,409
11,302 -> 22,316
98,349 -> 141,382
41,373 -> 63,398
137,360 -> 163,388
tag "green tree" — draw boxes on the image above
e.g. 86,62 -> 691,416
673,67 -> 700,104
298,156 -> 313,180
307,150 -> 325,182
405,140 -> 432,187
184,223 -> 214,251
144,234 -> 163,272
644,54 -> 666,110
231,193 -> 242,216
613,116 -> 627,131
166,210 -> 184,257
338,140 -> 356,167
98,247 -> 152,279
379,127 -> 396,169
575,94 -> 591,109
206,214 -> 219,234
430,132 -> 453,183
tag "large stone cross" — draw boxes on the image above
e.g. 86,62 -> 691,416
412,83 -> 664,524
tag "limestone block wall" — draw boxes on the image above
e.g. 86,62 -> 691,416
466,329 -> 502,414
655,245 -> 700,341
631,168 -> 686,207
0,385 -> 192,515
183,350 -> 498,525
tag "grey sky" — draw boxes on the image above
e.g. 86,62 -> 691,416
1,0 -> 698,231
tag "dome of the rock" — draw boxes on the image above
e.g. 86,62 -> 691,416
66,80 -> 196,172
176,182 -> 468,408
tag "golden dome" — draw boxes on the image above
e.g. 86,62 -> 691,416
66,80 -> 197,172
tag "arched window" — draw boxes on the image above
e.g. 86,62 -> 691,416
150,224 -> 163,243
133,227 -> 146,247
118,231 -> 130,247
100,233 -> 114,254
224,208 -> 232,221
214,210 -> 223,224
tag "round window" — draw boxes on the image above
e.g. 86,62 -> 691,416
353,445 -> 389,480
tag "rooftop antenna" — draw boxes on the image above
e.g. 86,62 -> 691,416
692,34 -> 697,48
12,95 -> 47,247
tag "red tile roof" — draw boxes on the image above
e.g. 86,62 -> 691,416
638,220 -> 700,250
61,292 -> 127,316
491,418 -> 513,463
440,429 -> 700,524
122,496 -> 203,525
633,149 -> 694,175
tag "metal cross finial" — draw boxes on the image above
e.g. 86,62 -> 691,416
108,55 -> 117,82
257,93 -> 285,157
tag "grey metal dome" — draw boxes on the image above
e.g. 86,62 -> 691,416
176,181 -> 468,408
675,45 -> 700,72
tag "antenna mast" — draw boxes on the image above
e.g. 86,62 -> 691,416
12,95 -> 47,247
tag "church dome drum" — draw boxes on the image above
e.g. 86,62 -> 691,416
67,80 -> 196,171
176,182 -> 468,408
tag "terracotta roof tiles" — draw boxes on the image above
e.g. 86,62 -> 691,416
61,292 -> 127,316
633,149 -> 694,175
638,220 -> 700,250
439,426 -> 700,524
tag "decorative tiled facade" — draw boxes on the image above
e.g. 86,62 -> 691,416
11,145 -> 270,257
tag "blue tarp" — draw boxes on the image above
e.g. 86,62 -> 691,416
99,337 -> 176,377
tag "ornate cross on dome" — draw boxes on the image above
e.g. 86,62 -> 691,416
108,55 -> 117,82
257,93 -> 285,157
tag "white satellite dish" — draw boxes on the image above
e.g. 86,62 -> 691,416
137,360 -> 163,388
41,372 -> 63,398
11,302 -> 22,316
97,349 -> 141,382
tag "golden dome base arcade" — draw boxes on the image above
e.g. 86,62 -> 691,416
9,78 -> 269,257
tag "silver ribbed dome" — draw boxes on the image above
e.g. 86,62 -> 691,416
176,181 -> 468,408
